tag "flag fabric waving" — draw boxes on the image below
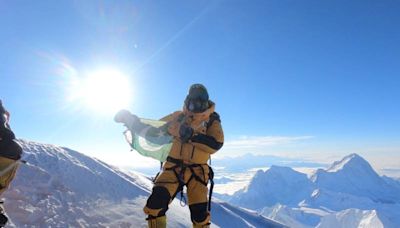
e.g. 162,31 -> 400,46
124,118 -> 172,162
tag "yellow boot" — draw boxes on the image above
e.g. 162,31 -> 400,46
193,223 -> 210,228
147,216 -> 166,228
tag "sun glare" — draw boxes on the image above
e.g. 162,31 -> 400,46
70,68 -> 132,114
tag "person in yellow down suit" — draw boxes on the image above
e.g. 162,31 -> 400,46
116,84 -> 224,228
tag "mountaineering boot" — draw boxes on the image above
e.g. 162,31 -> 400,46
147,215 -> 166,228
0,201 -> 8,227
193,223 -> 210,228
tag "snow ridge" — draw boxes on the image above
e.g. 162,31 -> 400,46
325,153 -> 371,172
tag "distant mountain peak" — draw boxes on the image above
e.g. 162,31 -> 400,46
326,153 -> 372,173
250,166 -> 297,180
263,166 -> 308,181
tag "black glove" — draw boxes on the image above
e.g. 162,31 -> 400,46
0,114 -> 14,142
179,124 -> 193,142
0,114 -> 6,129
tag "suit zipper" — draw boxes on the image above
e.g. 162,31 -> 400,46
180,142 -> 183,157
191,145 -> 195,160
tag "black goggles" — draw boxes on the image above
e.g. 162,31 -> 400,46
186,99 -> 209,113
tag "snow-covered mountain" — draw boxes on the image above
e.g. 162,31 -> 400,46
311,153 -> 400,204
3,140 -> 286,227
221,153 -> 400,228
229,166 -> 314,209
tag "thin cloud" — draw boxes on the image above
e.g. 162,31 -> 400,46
225,135 -> 314,148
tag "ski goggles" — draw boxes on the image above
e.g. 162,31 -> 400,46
185,98 -> 209,113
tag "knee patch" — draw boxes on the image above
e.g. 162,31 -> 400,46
144,186 -> 171,217
189,202 -> 210,225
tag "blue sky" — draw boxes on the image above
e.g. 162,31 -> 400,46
1,0 -> 399,173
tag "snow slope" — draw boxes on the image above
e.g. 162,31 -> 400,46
382,175 -> 400,192
302,188 -> 377,211
211,199 -> 288,228
3,140 -> 285,227
261,204 -> 324,228
316,209 -> 384,228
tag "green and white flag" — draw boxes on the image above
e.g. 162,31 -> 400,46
124,118 -> 173,162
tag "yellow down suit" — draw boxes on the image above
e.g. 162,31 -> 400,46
144,101 -> 224,228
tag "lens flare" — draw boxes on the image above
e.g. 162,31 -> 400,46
70,68 -> 132,114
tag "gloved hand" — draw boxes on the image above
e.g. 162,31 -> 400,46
114,109 -> 139,128
0,114 -> 15,142
179,124 -> 193,142
0,114 -> 7,128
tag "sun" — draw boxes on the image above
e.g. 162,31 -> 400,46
70,68 -> 132,114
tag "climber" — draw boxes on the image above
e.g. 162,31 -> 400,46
115,84 -> 224,228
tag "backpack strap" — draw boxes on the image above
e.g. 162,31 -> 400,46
207,166 -> 214,211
